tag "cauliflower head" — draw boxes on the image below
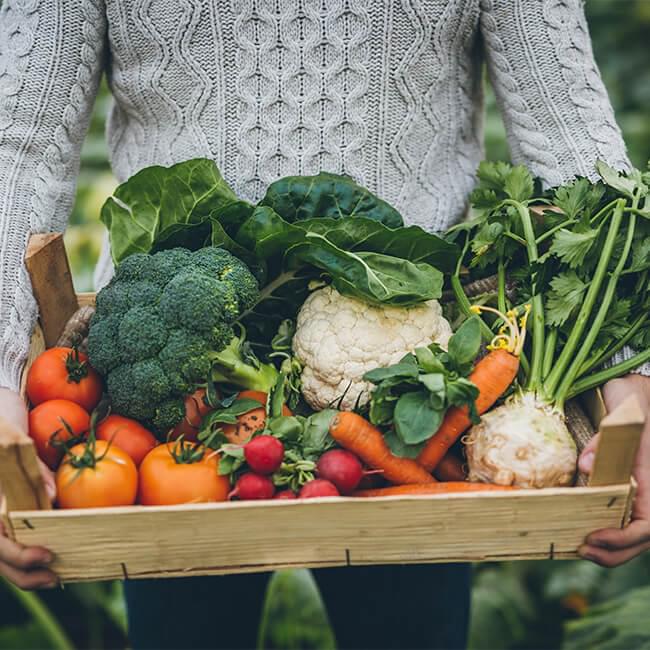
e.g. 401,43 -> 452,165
292,285 -> 452,410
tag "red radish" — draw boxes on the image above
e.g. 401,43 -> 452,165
316,449 -> 363,494
274,490 -> 297,500
244,435 -> 285,475
299,479 -> 340,499
229,473 -> 275,500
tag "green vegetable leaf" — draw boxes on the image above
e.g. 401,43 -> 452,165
414,347 -> 446,373
447,316 -> 481,371
504,165 -> 535,202
394,390 -> 443,444
596,160 -> 637,198
101,158 -> 237,263
550,227 -> 599,268
419,373 -> 446,409
545,271 -> 588,327
475,160 -> 516,193
383,429 -> 427,459
363,356 -> 419,383
300,410 -> 337,459
553,178 -> 606,220
259,172 -> 403,227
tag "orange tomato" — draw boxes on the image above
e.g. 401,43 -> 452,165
138,443 -> 229,505
56,440 -> 138,508
222,391 -> 292,444
170,388 -> 212,442
29,399 -> 90,469
96,414 -> 158,467
26,347 -> 103,411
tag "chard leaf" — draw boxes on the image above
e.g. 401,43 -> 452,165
101,158 -> 237,263
545,271 -> 588,327
596,160 -> 637,198
259,172 -> 403,227
394,391 -> 443,444
550,227 -> 599,268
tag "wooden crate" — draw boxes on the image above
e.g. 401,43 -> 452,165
0,235 -> 645,583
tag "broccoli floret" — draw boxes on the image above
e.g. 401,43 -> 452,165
159,270 -> 239,330
118,306 -> 168,361
88,247 -> 278,434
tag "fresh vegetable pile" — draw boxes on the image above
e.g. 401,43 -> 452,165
25,158 -> 649,507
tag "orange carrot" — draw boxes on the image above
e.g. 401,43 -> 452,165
434,453 -> 466,482
354,482 -> 517,497
417,348 -> 519,472
329,412 -> 436,485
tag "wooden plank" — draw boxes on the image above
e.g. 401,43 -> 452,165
0,419 -> 50,513
10,485 -> 630,583
25,234 -> 78,347
76,293 -> 96,308
589,394 -> 645,487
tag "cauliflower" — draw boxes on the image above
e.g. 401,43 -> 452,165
292,285 -> 452,410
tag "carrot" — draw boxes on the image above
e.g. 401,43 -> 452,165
353,482 -> 517,497
329,412 -> 436,485
434,453 -> 466,482
417,348 -> 519,472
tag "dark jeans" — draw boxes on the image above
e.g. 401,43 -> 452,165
124,563 -> 471,650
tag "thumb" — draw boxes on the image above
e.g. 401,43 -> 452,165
38,459 -> 57,503
579,432 -> 600,474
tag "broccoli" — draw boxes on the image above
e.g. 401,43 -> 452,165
88,247 -> 278,435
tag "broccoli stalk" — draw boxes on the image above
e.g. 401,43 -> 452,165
210,331 -> 279,392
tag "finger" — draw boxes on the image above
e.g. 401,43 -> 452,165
0,535 -> 53,570
586,520 -> 650,550
579,433 -> 600,474
0,560 -> 58,590
579,541 -> 650,568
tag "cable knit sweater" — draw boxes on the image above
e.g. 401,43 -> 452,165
0,0 -> 647,391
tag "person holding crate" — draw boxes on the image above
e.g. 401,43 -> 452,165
0,1 -> 649,648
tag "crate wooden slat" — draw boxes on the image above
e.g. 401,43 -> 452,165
0,235 -> 645,583
8,484 -> 633,582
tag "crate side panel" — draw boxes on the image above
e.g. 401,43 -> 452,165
10,487 -> 629,582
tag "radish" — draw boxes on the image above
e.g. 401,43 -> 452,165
229,473 -> 275,500
244,435 -> 285,475
299,479 -> 340,499
274,490 -> 297,500
316,449 -> 363,494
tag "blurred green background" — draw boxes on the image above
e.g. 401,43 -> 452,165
3,1 -> 650,648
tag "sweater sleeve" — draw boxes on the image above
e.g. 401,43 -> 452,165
480,0 -> 649,378
0,0 -> 106,391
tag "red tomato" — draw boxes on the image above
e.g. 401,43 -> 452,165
96,414 -> 157,467
170,388 -> 212,442
56,440 -> 137,508
26,347 -> 103,411
29,399 -> 90,469
138,443 -> 229,505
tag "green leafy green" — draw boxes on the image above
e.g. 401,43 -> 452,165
259,171 -> 403,227
364,318 -> 482,448
101,158 -> 237,263
550,227 -> 600,268
545,272 -> 588,327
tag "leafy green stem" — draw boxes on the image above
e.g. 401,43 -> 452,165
542,328 -> 558,381
504,200 -> 545,391
555,207 -> 637,409
543,199 -> 625,399
497,259 -> 508,315
589,198 -> 620,225
450,274 -> 494,342
536,219 -> 577,245
567,348 -> 650,400
578,312 -> 648,377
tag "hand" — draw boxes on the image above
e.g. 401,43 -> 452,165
578,375 -> 650,567
0,388 -> 57,589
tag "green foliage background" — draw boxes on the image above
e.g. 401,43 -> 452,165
3,2 -> 650,648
